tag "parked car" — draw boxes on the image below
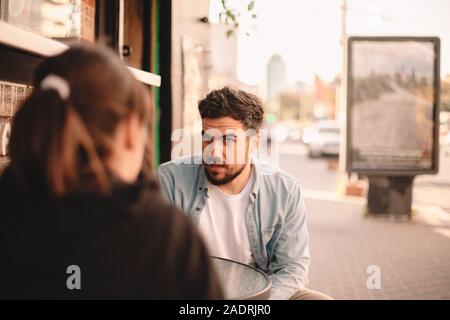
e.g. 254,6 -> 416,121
303,120 -> 341,158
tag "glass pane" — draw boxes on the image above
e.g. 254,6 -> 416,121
0,81 -> 32,174
0,0 -> 95,43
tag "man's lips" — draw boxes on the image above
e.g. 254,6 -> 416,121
205,164 -> 226,171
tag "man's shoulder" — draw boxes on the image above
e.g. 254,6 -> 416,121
255,158 -> 302,192
157,155 -> 203,179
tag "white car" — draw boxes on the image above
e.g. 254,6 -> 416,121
303,121 -> 341,158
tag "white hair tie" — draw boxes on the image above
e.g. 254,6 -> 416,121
40,74 -> 70,100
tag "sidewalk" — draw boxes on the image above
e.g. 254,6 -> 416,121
278,144 -> 450,299
413,150 -> 450,213
304,194 -> 450,300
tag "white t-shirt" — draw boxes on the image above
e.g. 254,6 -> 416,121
198,168 -> 255,266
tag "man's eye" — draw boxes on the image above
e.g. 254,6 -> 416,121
203,134 -> 214,142
224,135 -> 236,143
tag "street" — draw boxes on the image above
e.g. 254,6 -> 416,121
278,142 -> 450,299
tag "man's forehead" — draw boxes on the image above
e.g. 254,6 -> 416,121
202,117 -> 245,132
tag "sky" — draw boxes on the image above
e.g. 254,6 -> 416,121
209,0 -> 450,85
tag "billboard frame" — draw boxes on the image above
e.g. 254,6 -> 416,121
346,36 -> 441,176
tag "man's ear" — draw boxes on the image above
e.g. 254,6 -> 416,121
250,133 -> 261,153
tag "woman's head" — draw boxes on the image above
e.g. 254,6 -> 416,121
9,44 -> 153,196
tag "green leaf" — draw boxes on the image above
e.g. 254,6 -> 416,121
248,0 -> 255,11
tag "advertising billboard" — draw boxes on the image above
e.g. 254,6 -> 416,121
346,37 -> 440,175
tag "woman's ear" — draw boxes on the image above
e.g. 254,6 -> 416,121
124,114 -> 142,150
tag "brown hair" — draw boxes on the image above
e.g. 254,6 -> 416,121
9,44 -> 153,196
198,87 -> 265,131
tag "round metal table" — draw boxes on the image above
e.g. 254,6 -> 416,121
211,256 -> 272,300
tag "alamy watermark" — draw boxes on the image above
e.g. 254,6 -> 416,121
170,128 -> 281,168
66,265 -> 81,290
366,265 -> 381,290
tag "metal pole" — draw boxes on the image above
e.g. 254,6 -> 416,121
338,0 -> 349,194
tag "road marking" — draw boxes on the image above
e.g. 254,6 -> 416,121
432,227 -> 450,239
302,188 -> 366,205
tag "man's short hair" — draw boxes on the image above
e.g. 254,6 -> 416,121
198,87 -> 265,131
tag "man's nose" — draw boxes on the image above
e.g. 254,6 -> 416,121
210,139 -> 223,157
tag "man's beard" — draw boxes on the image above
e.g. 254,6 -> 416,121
204,163 -> 247,186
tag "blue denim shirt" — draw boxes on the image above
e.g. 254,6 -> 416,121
157,155 -> 310,300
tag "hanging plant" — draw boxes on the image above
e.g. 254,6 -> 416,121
218,0 -> 257,37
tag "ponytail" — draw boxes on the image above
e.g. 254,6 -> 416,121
48,100 -> 110,195
10,88 -> 109,197
9,45 -> 153,197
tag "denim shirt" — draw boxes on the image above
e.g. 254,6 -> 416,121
157,155 -> 310,300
